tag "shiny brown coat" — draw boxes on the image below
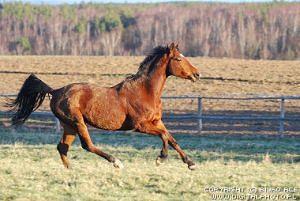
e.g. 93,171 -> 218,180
11,43 -> 200,170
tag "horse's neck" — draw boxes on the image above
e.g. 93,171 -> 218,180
144,59 -> 168,99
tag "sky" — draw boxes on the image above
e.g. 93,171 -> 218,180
2,0 -> 298,4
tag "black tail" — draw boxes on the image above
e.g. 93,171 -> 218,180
8,74 -> 53,125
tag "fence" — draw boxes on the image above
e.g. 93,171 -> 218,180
163,95 -> 300,136
1,94 -> 300,136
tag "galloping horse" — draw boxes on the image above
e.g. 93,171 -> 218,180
10,43 -> 200,170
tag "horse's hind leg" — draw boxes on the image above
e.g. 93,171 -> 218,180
75,118 -> 123,169
57,124 -> 76,168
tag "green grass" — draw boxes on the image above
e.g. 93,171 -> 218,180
0,131 -> 299,201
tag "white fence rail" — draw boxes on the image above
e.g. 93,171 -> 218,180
1,94 -> 300,136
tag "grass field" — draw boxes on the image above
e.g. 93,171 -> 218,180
0,131 -> 299,200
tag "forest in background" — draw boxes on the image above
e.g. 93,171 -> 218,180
0,2 -> 299,60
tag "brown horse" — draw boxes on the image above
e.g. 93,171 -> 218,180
10,43 -> 200,170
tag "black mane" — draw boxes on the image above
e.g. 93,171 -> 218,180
127,45 -> 169,80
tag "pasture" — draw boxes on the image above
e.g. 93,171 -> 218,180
1,56 -> 300,135
1,56 -> 300,112
0,56 -> 299,200
0,131 -> 299,201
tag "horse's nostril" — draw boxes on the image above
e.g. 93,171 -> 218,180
194,73 -> 200,79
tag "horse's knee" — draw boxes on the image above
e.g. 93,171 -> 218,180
57,143 -> 69,155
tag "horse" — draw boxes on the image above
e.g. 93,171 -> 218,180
9,43 -> 200,170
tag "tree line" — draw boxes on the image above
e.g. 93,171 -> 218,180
0,2 -> 299,60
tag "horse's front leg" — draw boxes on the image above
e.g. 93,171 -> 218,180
137,120 -> 169,164
137,120 -> 196,170
167,134 -> 196,170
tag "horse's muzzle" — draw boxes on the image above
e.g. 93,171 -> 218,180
189,72 -> 201,82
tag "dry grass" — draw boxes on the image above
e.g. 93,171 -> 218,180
1,56 -> 300,95
0,131 -> 299,201
1,56 -> 300,112
1,56 -> 300,135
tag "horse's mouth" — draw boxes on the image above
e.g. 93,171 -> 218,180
188,73 -> 200,82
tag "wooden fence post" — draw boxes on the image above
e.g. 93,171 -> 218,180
198,97 -> 203,134
55,118 -> 61,133
279,98 -> 285,137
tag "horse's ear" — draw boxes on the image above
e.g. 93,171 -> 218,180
175,43 -> 179,49
168,42 -> 176,50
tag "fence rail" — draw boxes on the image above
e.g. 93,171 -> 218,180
164,95 -> 300,136
1,94 -> 300,136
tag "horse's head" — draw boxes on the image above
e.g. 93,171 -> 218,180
167,43 -> 200,82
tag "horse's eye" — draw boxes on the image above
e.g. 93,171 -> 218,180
174,57 -> 182,61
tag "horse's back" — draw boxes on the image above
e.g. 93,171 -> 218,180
50,83 -> 127,130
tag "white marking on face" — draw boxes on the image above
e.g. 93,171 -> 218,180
179,53 -> 185,58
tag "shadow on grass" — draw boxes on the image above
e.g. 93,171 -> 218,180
0,130 -> 299,164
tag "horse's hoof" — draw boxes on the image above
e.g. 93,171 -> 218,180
188,164 -> 196,170
156,157 -> 164,166
113,159 -> 124,169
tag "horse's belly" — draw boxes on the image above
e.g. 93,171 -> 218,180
74,86 -> 127,130
84,102 -> 126,130
85,113 -> 126,130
